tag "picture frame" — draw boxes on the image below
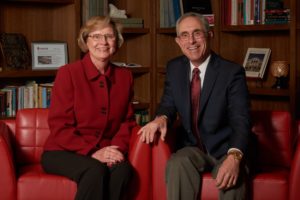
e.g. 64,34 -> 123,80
243,48 -> 271,78
31,42 -> 68,70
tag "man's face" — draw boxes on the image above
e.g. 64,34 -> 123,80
175,16 -> 212,66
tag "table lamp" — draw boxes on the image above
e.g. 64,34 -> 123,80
270,61 -> 289,89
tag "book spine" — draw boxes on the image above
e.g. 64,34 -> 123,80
173,0 -> 181,21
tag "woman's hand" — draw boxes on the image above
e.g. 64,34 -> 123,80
92,145 -> 124,166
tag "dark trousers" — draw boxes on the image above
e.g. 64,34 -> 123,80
41,150 -> 132,200
165,147 -> 248,200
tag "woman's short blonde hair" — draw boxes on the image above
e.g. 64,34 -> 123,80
77,16 -> 123,52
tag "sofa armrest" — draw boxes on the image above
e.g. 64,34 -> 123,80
152,127 -> 177,200
290,139 -> 300,200
0,121 -> 17,200
128,126 -> 152,200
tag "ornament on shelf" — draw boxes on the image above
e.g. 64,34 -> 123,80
109,4 -> 127,19
270,60 -> 289,89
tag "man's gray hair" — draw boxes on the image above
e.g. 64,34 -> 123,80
175,12 -> 210,36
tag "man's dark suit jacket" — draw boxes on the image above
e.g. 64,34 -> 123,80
156,51 -> 251,159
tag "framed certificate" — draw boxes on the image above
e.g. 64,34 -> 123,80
31,42 -> 68,70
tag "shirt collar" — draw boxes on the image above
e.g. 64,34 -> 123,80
82,53 -> 115,82
189,55 -> 211,80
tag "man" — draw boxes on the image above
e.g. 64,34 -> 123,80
138,12 -> 251,200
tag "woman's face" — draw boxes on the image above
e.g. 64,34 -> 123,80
86,25 -> 117,62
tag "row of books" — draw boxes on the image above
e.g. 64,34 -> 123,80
135,110 -> 150,126
0,81 -> 53,117
224,0 -> 290,25
264,9 -> 290,24
160,0 -> 214,28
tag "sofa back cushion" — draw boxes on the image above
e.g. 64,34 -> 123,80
15,108 -> 49,165
251,110 -> 293,169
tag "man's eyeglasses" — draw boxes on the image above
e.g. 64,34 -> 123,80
88,33 -> 116,41
178,30 -> 207,41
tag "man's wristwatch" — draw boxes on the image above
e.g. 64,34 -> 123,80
227,150 -> 243,161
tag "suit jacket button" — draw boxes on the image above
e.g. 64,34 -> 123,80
99,81 -> 104,88
100,107 -> 107,114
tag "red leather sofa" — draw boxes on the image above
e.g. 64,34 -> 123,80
0,108 -> 151,200
1,109 -> 299,200
151,111 -> 300,200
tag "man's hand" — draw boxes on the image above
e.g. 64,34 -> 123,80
91,145 -> 124,166
215,154 -> 240,190
137,116 -> 167,144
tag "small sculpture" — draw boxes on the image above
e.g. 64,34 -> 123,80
109,4 -> 127,18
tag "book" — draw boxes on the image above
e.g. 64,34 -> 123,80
181,0 -> 212,15
180,0 -> 214,26
0,91 -> 7,117
173,0 -> 181,22
81,0 -> 108,24
134,109 -> 150,126
265,0 -> 284,10
0,33 -> 30,71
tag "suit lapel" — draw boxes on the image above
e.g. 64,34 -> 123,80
177,57 -> 192,125
199,53 -> 220,117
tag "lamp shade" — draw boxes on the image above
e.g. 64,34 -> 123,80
270,61 -> 289,77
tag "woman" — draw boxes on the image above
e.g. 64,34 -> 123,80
41,16 -> 136,200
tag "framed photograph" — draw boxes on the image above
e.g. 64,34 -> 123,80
243,48 -> 271,78
31,42 -> 68,70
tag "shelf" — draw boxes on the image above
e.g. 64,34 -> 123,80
0,103 -> 150,119
0,68 -> 150,77
0,70 -> 57,78
157,67 -> 166,74
249,87 -> 290,97
128,67 -> 150,74
0,0 -> 74,4
156,26 -> 216,34
221,24 -> 290,32
123,28 -> 150,34
157,28 -> 176,34
133,102 -> 150,110
0,116 -> 15,120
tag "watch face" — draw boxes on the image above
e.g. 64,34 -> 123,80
229,151 -> 242,160
235,153 -> 242,160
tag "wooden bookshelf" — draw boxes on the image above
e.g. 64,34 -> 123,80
219,0 -> 298,118
0,0 -> 299,119
0,0 -> 154,119
153,0 -> 299,118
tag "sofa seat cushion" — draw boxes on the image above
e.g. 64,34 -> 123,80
252,169 -> 289,200
200,168 -> 289,200
201,173 -> 219,199
18,164 -> 76,200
